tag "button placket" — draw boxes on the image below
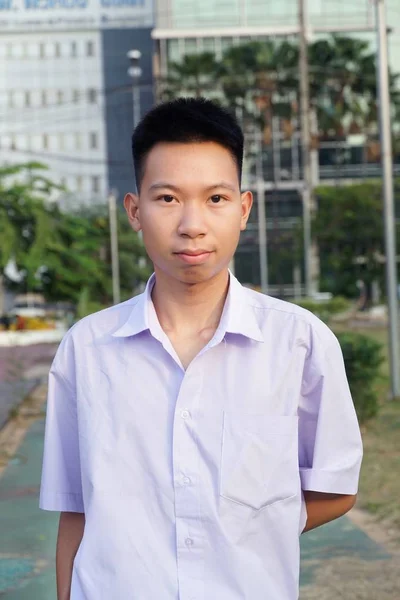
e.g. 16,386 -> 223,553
173,365 -> 205,599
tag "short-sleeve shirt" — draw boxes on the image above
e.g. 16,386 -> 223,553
40,272 -> 363,600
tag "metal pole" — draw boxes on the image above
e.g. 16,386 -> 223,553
134,77 -> 146,290
128,51 -> 146,293
133,83 -> 141,130
299,0 -> 313,297
293,264 -> 302,300
256,131 -> 269,294
375,0 -> 400,399
108,191 -> 121,305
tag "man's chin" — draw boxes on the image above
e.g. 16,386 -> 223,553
176,263 -> 230,286
177,266 -> 212,284
154,261 -> 228,285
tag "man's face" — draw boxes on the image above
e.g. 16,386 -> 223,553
124,141 -> 253,284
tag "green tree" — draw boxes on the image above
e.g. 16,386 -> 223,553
160,52 -> 220,101
309,35 -> 400,140
161,35 -> 400,142
0,164 -> 149,311
312,183 -> 400,301
0,163 -> 64,301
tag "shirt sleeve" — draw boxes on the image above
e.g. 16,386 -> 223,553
39,333 -> 84,513
298,322 -> 363,495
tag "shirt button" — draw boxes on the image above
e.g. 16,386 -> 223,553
185,538 -> 194,547
181,409 -> 190,420
183,476 -> 191,485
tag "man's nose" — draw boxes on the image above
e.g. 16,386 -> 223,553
177,203 -> 207,238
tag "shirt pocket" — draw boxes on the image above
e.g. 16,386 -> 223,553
220,413 -> 299,511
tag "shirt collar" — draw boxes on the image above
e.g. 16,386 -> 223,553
112,271 -> 264,343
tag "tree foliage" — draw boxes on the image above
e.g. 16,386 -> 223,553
0,164 -> 148,308
161,36 -> 400,295
313,182 -> 400,298
161,35 -> 400,140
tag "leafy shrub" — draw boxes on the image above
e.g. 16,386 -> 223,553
337,332 -> 384,423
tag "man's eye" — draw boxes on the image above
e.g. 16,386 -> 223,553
210,195 -> 223,204
161,195 -> 175,203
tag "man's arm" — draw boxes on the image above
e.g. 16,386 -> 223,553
302,491 -> 357,533
56,512 -> 85,600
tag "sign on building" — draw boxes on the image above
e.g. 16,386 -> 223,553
0,0 -> 153,30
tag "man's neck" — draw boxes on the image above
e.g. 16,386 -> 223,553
151,268 -> 230,337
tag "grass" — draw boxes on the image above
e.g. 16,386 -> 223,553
332,323 -> 400,531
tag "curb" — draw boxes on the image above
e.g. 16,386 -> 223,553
0,382 -> 48,478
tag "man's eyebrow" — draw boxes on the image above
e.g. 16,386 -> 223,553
148,182 -> 237,192
148,182 -> 181,192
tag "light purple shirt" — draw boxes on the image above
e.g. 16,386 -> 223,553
40,272 -> 363,600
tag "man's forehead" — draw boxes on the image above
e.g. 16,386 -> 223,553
141,142 -> 241,190
148,181 -> 238,193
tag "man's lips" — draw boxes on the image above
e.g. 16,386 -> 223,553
175,249 -> 211,256
174,250 -> 213,265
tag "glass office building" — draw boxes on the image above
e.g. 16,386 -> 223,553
153,0 -> 400,291
156,0 -> 372,30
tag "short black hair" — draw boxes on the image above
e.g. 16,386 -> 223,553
132,97 -> 244,191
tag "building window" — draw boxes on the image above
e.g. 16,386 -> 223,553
76,175 -> 83,191
88,88 -> 97,104
221,37 -> 233,52
202,37 -> 215,53
89,132 -> 98,149
61,176 -> 67,188
41,90 -> 47,106
92,175 -> 100,193
184,38 -> 197,55
6,44 -> 13,58
167,39 -> 180,62
24,91 -> 31,107
58,133 -> 65,151
71,41 -> 77,57
75,133 -> 82,150
39,43 -> 45,59
8,91 -> 14,108
87,41 -> 95,57
57,90 -> 64,105
10,135 -> 16,151
55,42 -> 61,58
43,134 -> 48,150
72,89 -> 80,103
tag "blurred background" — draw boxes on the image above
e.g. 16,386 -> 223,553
0,0 -> 400,598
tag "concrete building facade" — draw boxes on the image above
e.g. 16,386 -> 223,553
0,0 -> 154,208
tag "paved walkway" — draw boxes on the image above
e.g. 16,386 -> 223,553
0,404 -> 398,598
0,344 -> 58,429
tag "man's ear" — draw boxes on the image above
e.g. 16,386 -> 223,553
240,190 -> 253,231
124,193 -> 141,232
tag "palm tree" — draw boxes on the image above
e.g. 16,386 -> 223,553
159,52 -> 220,101
309,35 -> 400,140
161,35 -> 400,145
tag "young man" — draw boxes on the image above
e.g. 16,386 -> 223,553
40,98 -> 363,600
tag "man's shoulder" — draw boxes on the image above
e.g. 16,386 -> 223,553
66,296 -> 140,343
243,287 -> 336,344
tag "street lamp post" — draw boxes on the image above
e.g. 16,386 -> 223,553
108,190 -> 121,305
298,0 -> 314,298
256,129 -> 269,295
127,49 -> 146,292
375,0 -> 400,399
127,49 -> 142,129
